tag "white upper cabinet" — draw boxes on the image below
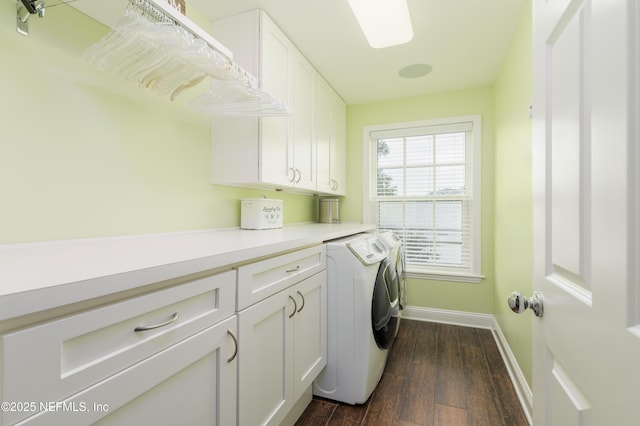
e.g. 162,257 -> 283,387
209,10 -> 344,194
257,12 -> 295,188
209,11 -> 292,189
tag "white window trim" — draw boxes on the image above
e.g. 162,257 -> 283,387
362,115 -> 483,283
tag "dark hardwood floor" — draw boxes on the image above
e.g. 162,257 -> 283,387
295,319 -> 529,426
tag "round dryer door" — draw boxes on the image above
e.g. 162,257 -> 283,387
371,257 -> 399,349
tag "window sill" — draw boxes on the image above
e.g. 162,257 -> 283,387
405,270 -> 485,284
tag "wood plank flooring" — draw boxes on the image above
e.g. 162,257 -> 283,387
295,319 -> 529,426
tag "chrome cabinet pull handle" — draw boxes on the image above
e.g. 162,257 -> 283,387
288,295 -> 297,318
285,266 -> 300,273
296,291 -> 305,313
227,329 -> 238,363
294,168 -> 302,183
134,312 -> 179,332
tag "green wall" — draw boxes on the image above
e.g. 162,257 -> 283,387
0,3 -> 314,244
343,3 -> 533,385
345,88 -> 496,314
494,1 -> 533,386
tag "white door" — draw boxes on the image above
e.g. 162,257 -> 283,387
531,0 -> 640,425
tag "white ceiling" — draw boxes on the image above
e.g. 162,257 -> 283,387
187,0 -> 528,105
68,0 -> 527,105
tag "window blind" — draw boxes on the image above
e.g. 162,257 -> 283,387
371,121 -> 475,273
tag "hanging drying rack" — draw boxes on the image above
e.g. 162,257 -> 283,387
83,0 -> 292,116
128,0 -> 232,59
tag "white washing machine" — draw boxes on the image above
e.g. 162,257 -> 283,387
313,233 -> 399,404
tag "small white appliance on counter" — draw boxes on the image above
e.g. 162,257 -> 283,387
240,198 -> 283,229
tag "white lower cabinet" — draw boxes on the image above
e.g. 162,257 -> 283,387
237,270 -> 327,426
1,271 -> 238,426
16,316 -> 238,426
1,247 -> 328,426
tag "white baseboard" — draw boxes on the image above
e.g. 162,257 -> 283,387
490,317 -> 533,425
402,305 -> 495,329
401,306 -> 533,425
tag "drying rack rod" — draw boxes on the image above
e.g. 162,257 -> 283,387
17,0 -> 46,36
128,0 -> 233,60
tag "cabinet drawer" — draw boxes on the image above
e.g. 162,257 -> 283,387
1,270 -> 236,425
237,245 -> 326,310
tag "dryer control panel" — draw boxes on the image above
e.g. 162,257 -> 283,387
346,236 -> 388,265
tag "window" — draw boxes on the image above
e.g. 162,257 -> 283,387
362,116 -> 482,282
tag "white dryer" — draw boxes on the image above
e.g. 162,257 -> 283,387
313,233 -> 399,404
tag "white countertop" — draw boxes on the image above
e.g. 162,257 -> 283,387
0,222 -> 375,321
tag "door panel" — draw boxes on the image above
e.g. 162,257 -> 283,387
549,4 -> 589,286
532,0 -> 640,424
548,355 -> 591,426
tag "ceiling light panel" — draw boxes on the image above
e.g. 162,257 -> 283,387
347,0 -> 414,48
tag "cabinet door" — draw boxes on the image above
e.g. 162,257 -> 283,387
329,93 -> 346,195
290,50 -> 316,190
292,271 -> 327,400
260,12 -> 293,187
316,77 -> 346,195
316,76 -> 333,193
238,290 -> 294,426
18,317 -> 238,426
